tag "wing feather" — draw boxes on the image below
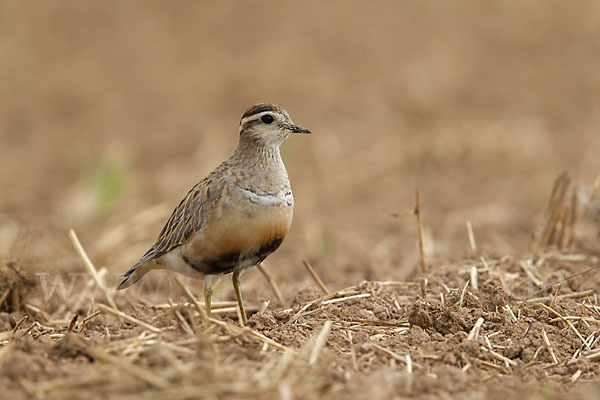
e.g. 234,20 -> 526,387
132,174 -> 225,268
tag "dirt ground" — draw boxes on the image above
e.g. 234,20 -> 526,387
2,1 -> 600,399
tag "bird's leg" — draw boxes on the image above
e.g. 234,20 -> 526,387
203,276 -> 213,320
232,270 -> 247,326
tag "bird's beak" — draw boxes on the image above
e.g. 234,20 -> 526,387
287,124 -> 311,134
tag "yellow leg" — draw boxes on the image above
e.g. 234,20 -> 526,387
232,270 -> 247,326
204,279 -> 213,320
204,286 -> 212,319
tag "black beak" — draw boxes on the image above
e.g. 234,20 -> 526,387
287,124 -> 311,134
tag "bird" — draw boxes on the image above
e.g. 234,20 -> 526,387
117,103 -> 310,325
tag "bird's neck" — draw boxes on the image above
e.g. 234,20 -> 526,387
229,139 -> 290,193
234,139 -> 283,167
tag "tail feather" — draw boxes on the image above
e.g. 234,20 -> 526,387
117,264 -> 151,290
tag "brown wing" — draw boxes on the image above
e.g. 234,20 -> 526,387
132,174 -> 226,268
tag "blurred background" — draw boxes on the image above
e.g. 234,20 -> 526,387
1,1 -> 599,302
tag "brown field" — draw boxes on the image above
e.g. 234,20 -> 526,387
2,1 -> 600,399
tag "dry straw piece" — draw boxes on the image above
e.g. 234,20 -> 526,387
466,220 -> 477,252
531,172 -> 596,251
414,188 -> 428,274
0,288 -> 11,309
466,317 -> 484,341
69,230 -> 118,310
302,260 -> 330,295
97,303 -> 161,334
257,263 -> 285,305
309,321 -> 332,365
84,346 -> 171,389
172,275 -> 209,323
542,328 -> 559,364
538,302 -> 590,350
208,317 -> 289,352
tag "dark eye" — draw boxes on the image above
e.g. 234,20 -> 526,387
261,114 -> 274,124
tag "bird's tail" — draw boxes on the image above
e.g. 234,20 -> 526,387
117,263 -> 152,290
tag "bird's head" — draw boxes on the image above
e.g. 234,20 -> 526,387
238,103 -> 310,147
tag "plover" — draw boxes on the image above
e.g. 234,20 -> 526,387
117,103 -> 310,325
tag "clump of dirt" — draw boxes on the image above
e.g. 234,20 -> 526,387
248,310 -> 279,330
290,286 -> 323,306
0,338 -> 63,382
49,333 -> 95,361
476,282 -> 515,310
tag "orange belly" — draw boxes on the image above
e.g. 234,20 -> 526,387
187,205 -> 292,263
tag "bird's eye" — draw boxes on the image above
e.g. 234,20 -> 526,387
261,114 -> 274,124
